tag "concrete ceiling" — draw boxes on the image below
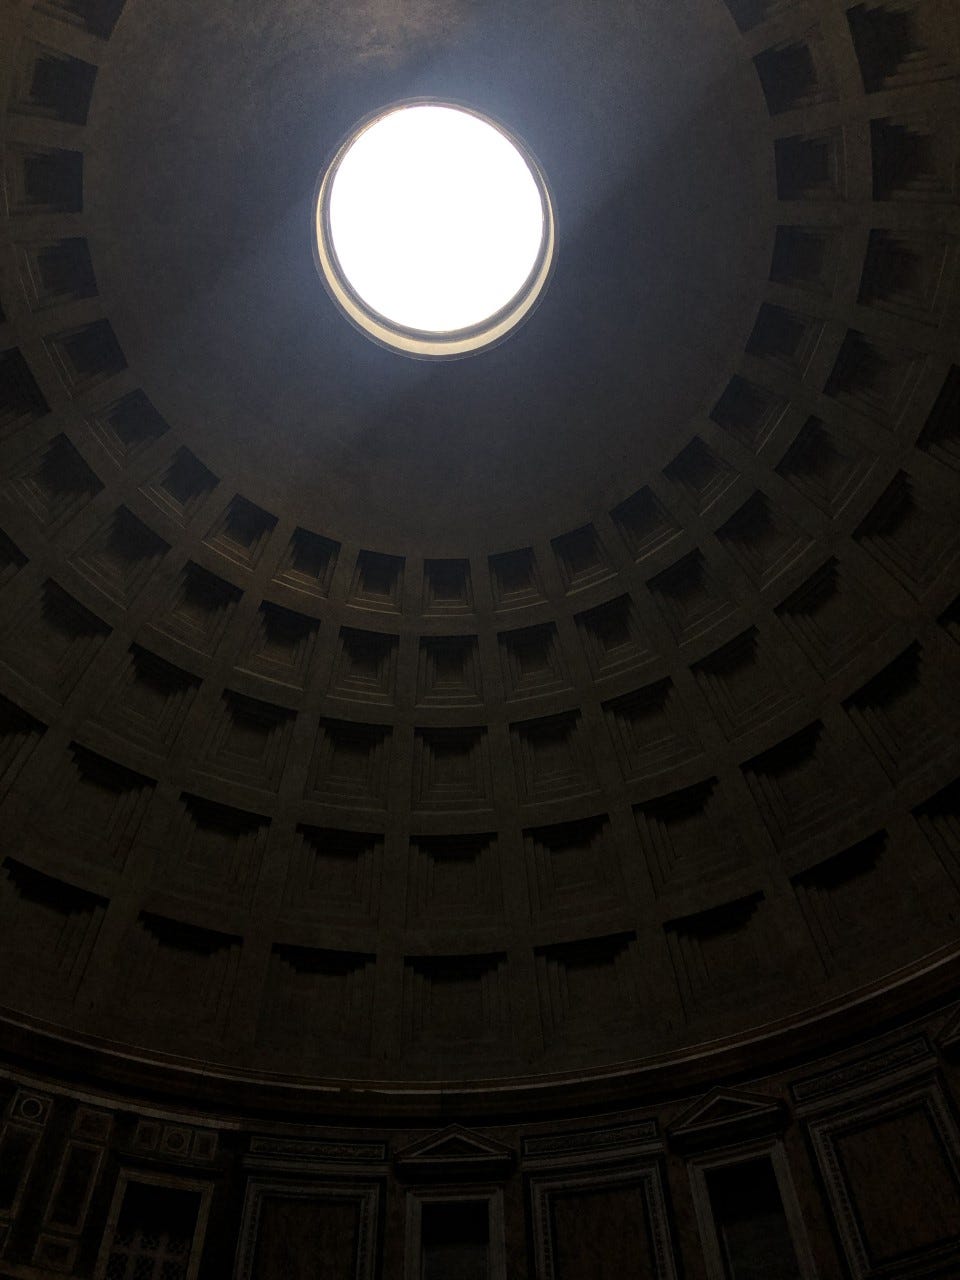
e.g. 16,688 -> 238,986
0,0 -> 958,1114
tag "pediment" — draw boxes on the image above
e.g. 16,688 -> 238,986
667,1088 -> 787,1152
393,1125 -> 515,1180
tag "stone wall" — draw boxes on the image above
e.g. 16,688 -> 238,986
0,1000 -> 958,1278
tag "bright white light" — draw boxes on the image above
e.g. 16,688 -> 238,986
327,104 -> 546,334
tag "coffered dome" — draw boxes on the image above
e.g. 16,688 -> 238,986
0,0 -> 959,1115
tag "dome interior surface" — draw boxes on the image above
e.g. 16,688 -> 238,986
0,0 -> 957,1112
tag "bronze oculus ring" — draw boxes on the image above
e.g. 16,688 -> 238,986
313,99 -> 557,359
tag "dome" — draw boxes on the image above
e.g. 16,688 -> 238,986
2,0 -> 959,1099
1,0 -> 960,1275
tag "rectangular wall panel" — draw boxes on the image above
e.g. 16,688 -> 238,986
254,1195 -> 358,1280
234,1181 -> 379,1280
807,1080 -> 960,1279
529,1166 -> 677,1280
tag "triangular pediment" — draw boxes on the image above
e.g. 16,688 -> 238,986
393,1125 -> 515,1180
424,1135 -> 486,1156
667,1088 -> 787,1152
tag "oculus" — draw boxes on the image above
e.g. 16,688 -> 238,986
314,101 -> 556,358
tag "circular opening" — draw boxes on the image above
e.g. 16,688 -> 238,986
315,101 -> 556,358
